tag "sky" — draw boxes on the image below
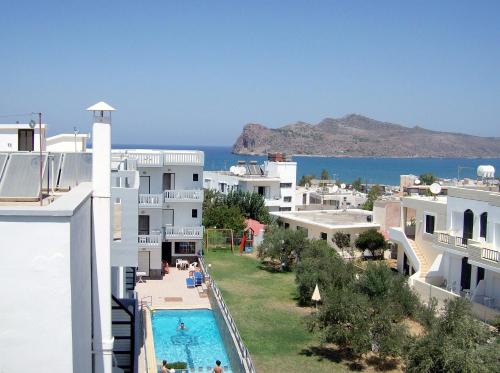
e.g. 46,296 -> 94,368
0,0 -> 499,145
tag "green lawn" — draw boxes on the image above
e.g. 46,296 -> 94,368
204,250 -> 351,373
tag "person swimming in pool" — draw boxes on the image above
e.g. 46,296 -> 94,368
176,322 -> 188,331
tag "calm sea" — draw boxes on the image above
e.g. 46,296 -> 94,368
116,144 -> 500,185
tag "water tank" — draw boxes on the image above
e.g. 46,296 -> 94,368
477,165 -> 495,178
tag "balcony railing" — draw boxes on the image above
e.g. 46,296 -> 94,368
482,248 -> 499,263
164,152 -> 204,165
164,189 -> 203,202
164,226 -> 203,239
435,231 -> 499,268
138,194 -> 163,207
114,150 -> 204,167
138,234 -> 162,247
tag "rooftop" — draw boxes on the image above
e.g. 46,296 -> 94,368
270,209 -> 379,230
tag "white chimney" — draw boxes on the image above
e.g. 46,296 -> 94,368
87,101 -> 115,373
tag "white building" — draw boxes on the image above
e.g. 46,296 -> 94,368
0,103 -> 138,373
0,123 -> 47,151
204,153 -> 297,212
270,209 -> 379,258
389,185 -> 500,322
296,183 -> 367,210
113,148 -> 204,278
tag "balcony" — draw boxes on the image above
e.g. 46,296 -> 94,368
164,226 -> 203,240
138,193 -> 163,208
113,150 -> 204,167
164,189 -> 203,202
139,190 -> 203,208
434,231 -> 500,270
138,234 -> 162,247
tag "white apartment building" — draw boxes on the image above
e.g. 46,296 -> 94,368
204,153 -> 297,212
296,184 -> 367,210
0,103 -> 138,373
113,149 -> 204,278
389,185 -> 500,322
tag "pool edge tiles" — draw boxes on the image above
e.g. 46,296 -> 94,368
151,309 -> 233,373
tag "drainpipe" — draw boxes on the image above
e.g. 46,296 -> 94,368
87,101 -> 115,373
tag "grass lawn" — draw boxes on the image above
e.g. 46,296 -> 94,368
204,250 -> 374,373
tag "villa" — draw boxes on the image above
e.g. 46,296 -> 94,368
389,181 -> 500,321
204,153 -> 297,212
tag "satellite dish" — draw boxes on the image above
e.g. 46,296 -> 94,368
332,185 -> 339,193
340,183 -> 346,189
414,178 -> 421,185
429,182 -> 442,195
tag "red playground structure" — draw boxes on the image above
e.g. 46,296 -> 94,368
239,219 -> 265,254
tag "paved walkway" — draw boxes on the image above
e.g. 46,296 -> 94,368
135,267 -> 211,309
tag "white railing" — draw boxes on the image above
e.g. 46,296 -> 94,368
164,189 -> 203,202
132,153 -> 163,167
436,232 -> 468,248
198,256 -> 256,373
138,234 -> 162,247
164,226 -> 203,239
164,152 -> 203,165
138,193 -> 163,207
481,248 -> 499,262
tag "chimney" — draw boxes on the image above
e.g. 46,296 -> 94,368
87,101 -> 115,373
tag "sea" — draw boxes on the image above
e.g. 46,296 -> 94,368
117,144 -> 500,186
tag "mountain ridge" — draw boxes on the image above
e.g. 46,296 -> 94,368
232,114 -> 500,158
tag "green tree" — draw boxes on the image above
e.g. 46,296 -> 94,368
355,229 -> 387,259
419,172 -> 436,185
320,169 -> 330,180
225,190 -> 271,223
362,184 -> 382,211
332,231 -> 351,256
406,298 -> 498,373
351,177 -> 363,192
257,225 -> 309,271
203,204 -> 245,233
298,174 -> 315,186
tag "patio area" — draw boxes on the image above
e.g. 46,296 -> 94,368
135,266 -> 211,309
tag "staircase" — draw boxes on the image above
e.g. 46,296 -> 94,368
112,295 -> 136,373
407,237 -> 430,278
125,267 -> 136,293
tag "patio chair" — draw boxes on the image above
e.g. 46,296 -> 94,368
176,259 -> 182,269
194,271 -> 203,286
188,262 -> 198,270
185,277 -> 195,288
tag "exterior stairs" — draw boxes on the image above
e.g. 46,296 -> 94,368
407,238 -> 430,278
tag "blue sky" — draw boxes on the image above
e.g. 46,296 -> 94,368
1,0 -> 499,145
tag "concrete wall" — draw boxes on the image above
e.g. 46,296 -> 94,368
0,187 -> 93,373
46,134 -> 88,152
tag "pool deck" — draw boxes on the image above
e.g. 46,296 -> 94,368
136,267 -> 211,309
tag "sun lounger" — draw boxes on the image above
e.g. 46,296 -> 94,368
194,272 -> 203,286
185,277 -> 195,288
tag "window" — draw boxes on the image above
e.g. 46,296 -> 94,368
284,196 -> 292,202
284,223 -> 290,229
320,232 -> 327,240
425,214 -> 435,234
192,209 -> 198,218
175,242 -> 196,254
480,212 -> 487,239
280,183 -> 292,188
257,186 -> 265,196
193,173 -> 199,181
279,207 -> 291,211
138,215 -> 150,235
296,226 -> 308,236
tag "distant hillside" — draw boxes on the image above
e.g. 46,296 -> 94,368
232,114 -> 500,157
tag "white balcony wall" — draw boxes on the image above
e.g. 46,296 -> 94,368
111,170 -> 139,267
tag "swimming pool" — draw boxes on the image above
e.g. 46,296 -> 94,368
151,309 -> 233,372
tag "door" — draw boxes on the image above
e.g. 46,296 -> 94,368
163,173 -> 175,190
163,209 -> 174,226
258,186 -> 265,196
139,176 -> 150,194
460,257 -> 472,290
302,193 -> 307,205
162,242 -> 172,264
18,129 -> 34,151
463,209 -> 474,240
138,215 -> 150,235
138,251 -> 150,277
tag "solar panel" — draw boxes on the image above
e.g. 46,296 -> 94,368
58,153 -> 92,189
0,153 -> 8,179
0,153 -> 47,198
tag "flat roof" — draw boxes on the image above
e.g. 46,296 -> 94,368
270,209 -> 379,230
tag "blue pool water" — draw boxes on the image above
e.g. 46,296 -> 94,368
151,309 -> 232,372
